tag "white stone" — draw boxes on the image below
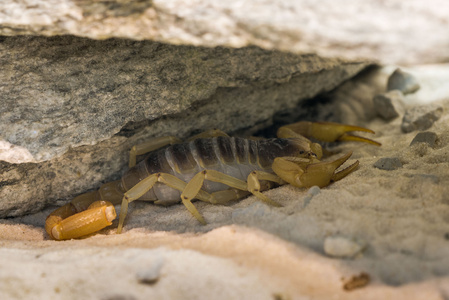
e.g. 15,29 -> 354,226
324,236 -> 366,258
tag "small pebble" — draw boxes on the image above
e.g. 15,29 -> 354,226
373,90 -> 405,121
308,186 -> 321,197
136,258 -> 164,284
401,104 -> 443,133
373,157 -> 402,170
303,186 -> 320,208
324,236 -> 366,258
409,131 -> 437,147
343,272 -> 370,291
387,68 -> 420,94
373,90 -> 405,120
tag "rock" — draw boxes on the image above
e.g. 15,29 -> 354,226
323,236 -> 366,258
373,90 -> 405,120
0,36 -> 368,164
303,186 -> 321,208
0,36 -> 369,218
136,257 -> 164,285
409,132 -> 438,147
308,186 -> 321,197
1,1 -> 448,65
401,105 -> 443,133
374,157 -> 403,170
387,68 -> 420,94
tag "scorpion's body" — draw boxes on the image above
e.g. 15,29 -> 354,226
122,137 -> 303,204
45,121 -> 380,240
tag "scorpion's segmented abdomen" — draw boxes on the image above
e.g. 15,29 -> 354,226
256,138 -> 301,168
121,136 -> 304,200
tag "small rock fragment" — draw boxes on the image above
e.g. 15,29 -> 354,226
343,272 -> 370,291
303,186 -> 321,208
308,186 -> 321,196
374,157 -> 402,170
373,90 -> 405,120
387,68 -> 420,94
409,131 -> 438,147
401,105 -> 443,133
136,258 -> 164,285
324,236 -> 366,258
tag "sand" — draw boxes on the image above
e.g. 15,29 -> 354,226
1,65 -> 449,299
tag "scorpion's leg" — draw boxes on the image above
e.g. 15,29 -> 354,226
181,170 -> 285,209
277,121 -> 381,146
272,152 -> 358,188
117,173 -> 212,233
246,171 -> 285,206
206,189 -> 251,205
45,180 -> 123,240
129,136 -> 182,168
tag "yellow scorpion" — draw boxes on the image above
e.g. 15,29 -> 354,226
45,121 -> 380,240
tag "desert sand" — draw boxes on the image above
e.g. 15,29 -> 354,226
1,65 -> 449,299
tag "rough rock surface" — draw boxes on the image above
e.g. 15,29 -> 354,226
373,157 -> 403,170
1,35 -> 367,163
401,104 -> 444,133
387,68 -> 421,94
1,0 -> 449,65
0,35 -> 368,218
373,90 -> 406,120
409,131 -> 438,147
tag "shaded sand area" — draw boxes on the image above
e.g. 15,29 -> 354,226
1,65 -> 449,299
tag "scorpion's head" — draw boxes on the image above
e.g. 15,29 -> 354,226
289,138 -> 323,161
309,142 -> 323,160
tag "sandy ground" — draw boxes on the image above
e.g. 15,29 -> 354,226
1,65 -> 449,299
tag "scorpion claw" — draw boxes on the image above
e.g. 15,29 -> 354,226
337,133 -> 381,146
273,152 -> 358,188
278,121 -> 381,146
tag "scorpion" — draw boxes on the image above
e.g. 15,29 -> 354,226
45,121 -> 380,240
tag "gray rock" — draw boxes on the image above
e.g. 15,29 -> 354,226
373,90 -> 405,120
0,36 -> 369,218
0,35 -> 368,164
409,132 -> 438,148
308,186 -> 321,197
136,257 -> 164,285
387,68 -> 420,94
401,105 -> 443,133
374,158 -> 403,170
1,1 -> 449,65
303,186 -> 321,208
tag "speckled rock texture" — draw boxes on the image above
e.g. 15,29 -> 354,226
0,35 -> 368,218
1,0 -> 449,64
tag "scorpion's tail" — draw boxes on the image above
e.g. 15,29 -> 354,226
45,180 -> 123,240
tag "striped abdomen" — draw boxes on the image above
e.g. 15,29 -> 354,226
121,137 -> 304,202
